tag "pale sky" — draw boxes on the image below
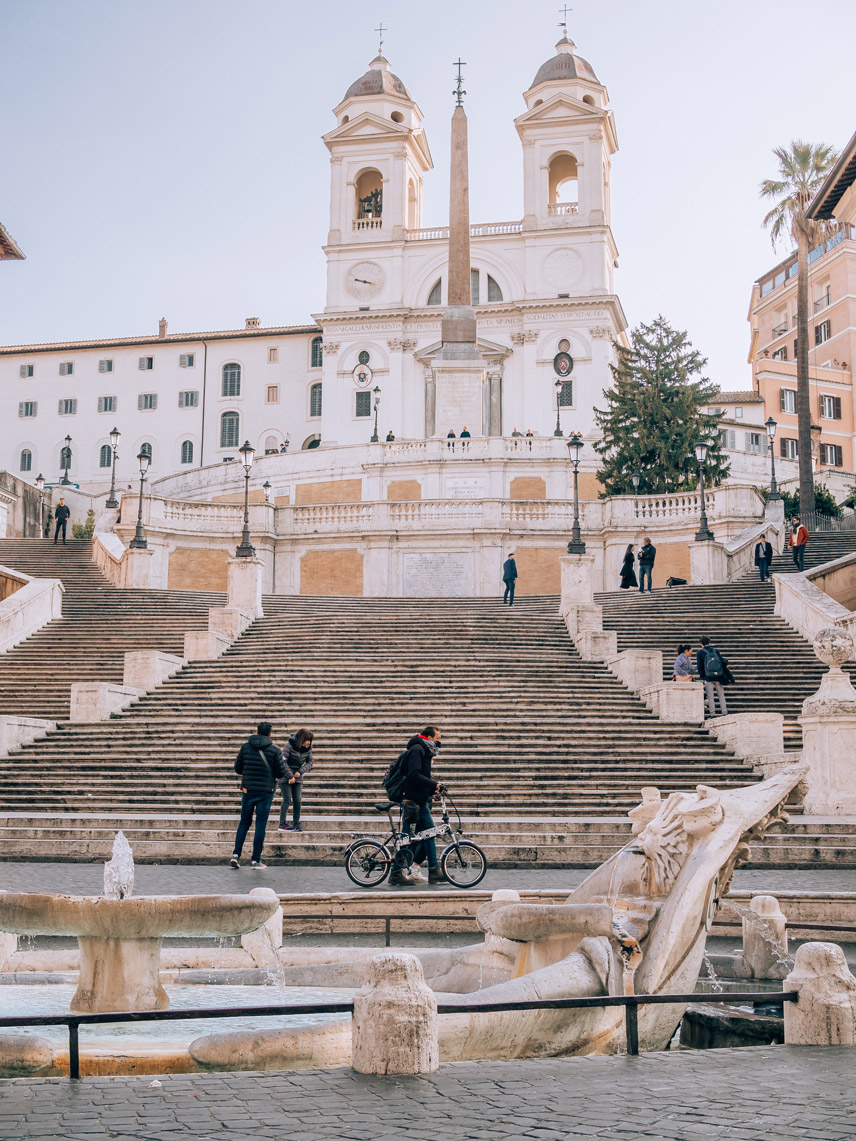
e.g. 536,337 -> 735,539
2,0 -> 854,387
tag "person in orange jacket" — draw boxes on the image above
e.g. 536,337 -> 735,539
788,516 -> 809,572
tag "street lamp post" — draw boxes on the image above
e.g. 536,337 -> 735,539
631,470 -> 641,496
370,386 -> 382,443
693,439 -> 715,542
105,426 -> 121,508
235,440 -> 257,558
554,379 -> 564,437
35,473 -> 45,537
130,450 -> 151,549
566,433 -> 586,553
262,480 -> 272,504
60,435 -> 72,485
765,417 -> 781,501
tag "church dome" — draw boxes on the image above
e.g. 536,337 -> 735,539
343,54 -> 411,101
529,34 -> 599,88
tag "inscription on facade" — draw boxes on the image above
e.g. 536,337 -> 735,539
446,477 -> 487,498
402,552 -> 468,597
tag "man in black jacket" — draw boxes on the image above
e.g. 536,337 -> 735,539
638,537 -> 656,593
502,553 -> 518,607
391,727 -> 444,886
754,537 -> 774,582
53,499 -> 71,545
231,722 -> 286,869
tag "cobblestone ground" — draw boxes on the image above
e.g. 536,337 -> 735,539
0,862 -> 850,897
1,1046 -> 854,1140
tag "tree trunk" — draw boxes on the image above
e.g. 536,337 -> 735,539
796,227 -> 814,526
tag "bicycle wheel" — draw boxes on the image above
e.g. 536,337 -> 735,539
345,840 -> 391,887
440,840 -> 487,888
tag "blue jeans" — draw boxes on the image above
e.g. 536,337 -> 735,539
793,545 -> 805,572
639,565 -> 652,592
233,791 -> 274,862
503,580 -> 515,605
402,802 -> 438,869
758,558 -> 769,581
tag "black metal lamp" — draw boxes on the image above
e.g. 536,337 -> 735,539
631,470 -> 641,496
566,433 -> 586,553
765,416 -> 781,501
35,473 -> 45,537
106,426 -> 121,508
371,386 -> 382,443
60,434 -> 72,485
130,449 -> 151,549
694,438 -> 715,542
554,378 -> 564,437
263,480 -> 272,504
235,440 -> 257,558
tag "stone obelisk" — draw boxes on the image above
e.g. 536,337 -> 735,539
429,61 -> 487,437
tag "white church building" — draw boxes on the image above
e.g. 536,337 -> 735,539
0,33 -> 625,490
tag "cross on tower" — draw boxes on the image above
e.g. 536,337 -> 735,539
375,21 -> 387,55
558,4 -> 572,31
453,58 -> 466,107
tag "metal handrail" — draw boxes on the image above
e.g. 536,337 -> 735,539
0,990 -> 798,1079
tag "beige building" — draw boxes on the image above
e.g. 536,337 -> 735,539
747,222 -> 856,472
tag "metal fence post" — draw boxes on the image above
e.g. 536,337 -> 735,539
625,1001 -> 639,1056
385,918 -> 391,947
68,1022 -> 80,1079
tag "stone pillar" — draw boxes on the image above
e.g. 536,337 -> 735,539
606,649 -> 663,694
70,682 -> 142,723
122,547 -> 153,589
122,650 -> 186,691
784,942 -> 856,1045
241,888 -> 283,968
704,713 -> 784,760
227,557 -> 264,619
799,627 -> 856,815
487,368 -> 502,436
743,895 -> 789,980
424,366 -> 436,437
351,952 -> 439,1075
689,541 -> 727,586
559,553 -> 603,637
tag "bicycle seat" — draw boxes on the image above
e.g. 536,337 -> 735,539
374,802 -> 398,812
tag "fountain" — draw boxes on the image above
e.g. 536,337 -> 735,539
0,834 -> 279,1013
190,764 -> 809,1069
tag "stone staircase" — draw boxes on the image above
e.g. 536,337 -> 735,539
0,539 -> 220,721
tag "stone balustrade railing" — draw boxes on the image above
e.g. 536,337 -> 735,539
690,520 -> 783,586
775,551 -> 856,650
0,566 -> 63,656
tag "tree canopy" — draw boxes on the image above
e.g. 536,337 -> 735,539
593,316 -> 728,497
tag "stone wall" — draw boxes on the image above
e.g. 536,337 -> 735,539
300,549 -> 363,595
167,548 -> 231,592
295,479 -> 362,506
387,480 -> 422,501
515,547 -> 563,595
509,477 -> 546,500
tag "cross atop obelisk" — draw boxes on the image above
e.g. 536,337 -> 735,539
439,58 -> 478,359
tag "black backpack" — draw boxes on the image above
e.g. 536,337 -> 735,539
703,647 -> 725,680
382,751 -> 409,803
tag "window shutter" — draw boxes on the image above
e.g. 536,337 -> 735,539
780,390 -> 786,411
178,392 -> 185,408
835,396 -> 842,420
180,354 -> 187,367
98,397 -> 104,413
98,360 -> 106,373
138,394 -> 145,410
151,394 -> 157,410
18,402 -> 24,417
58,399 -> 64,414
727,429 -> 736,449
836,446 -> 844,467
71,399 -> 77,414
19,365 -> 28,378
139,357 -> 147,370
780,439 -> 787,458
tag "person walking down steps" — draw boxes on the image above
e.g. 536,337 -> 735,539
502,552 -> 518,606
231,721 -> 286,869
53,499 -> 70,545
755,536 -> 774,582
789,516 -> 809,572
277,728 -> 314,833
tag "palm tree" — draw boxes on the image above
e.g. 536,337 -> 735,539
760,141 -> 839,524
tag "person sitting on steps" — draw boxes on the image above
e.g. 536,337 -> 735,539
389,727 -> 445,886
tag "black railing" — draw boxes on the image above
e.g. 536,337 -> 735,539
0,990 -> 798,1079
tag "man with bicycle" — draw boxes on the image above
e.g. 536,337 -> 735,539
389,726 -> 445,886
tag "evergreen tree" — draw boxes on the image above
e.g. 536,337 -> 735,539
594,316 -> 729,496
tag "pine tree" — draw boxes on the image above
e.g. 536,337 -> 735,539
593,316 -> 728,496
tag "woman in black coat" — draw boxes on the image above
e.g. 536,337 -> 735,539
619,544 -> 638,589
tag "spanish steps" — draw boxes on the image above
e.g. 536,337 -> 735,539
0,533 -> 853,867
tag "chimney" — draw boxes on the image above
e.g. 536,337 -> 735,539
158,317 -> 168,339
245,317 -> 261,330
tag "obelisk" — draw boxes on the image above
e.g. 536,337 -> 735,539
429,61 -> 487,436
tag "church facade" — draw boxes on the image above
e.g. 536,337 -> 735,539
0,34 -> 625,490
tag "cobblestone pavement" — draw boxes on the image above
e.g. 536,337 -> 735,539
0,862 -> 851,897
2,1046 -> 855,1139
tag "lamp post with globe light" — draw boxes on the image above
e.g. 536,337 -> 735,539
631,470 -> 641,496
130,450 -> 150,550
60,435 -> 72,485
566,433 -> 586,553
35,473 -> 45,537
765,417 -> 781,501
105,427 -> 121,508
370,386 -> 382,443
554,379 -> 564,437
693,439 -> 715,542
235,441 -> 257,558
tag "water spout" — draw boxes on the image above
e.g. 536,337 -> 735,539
103,832 -> 135,900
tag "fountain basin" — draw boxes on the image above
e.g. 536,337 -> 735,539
0,894 -> 278,1013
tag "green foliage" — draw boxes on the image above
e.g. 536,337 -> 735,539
760,140 -> 840,250
760,486 -> 841,518
72,507 -> 96,540
593,316 -> 729,497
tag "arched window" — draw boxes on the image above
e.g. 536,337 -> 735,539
548,153 -> 578,211
358,350 -> 370,366
487,275 -> 503,302
264,435 -> 278,455
98,444 -> 112,468
180,440 -> 194,465
302,435 -> 321,450
19,449 -> 32,473
310,383 -> 323,418
140,441 -> 153,460
222,363 -> 241,397
355,169 -> 383,221
311,336 -> 323,368
220,412 -> 240,448
427,278 -> 442,306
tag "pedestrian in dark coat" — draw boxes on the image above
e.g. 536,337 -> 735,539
754,538 -> 774,582
53,500 -> 70,545
231,722 -> 286,869
502,553 -> 518,606
277,728 -> 314,833
619,544 -> 637,589
638,537 -> 656,593
390,728 -> 444,887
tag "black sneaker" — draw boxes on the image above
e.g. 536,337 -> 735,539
230,855 -> 240,869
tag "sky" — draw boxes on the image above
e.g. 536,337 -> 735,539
2,0 -> 854,387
